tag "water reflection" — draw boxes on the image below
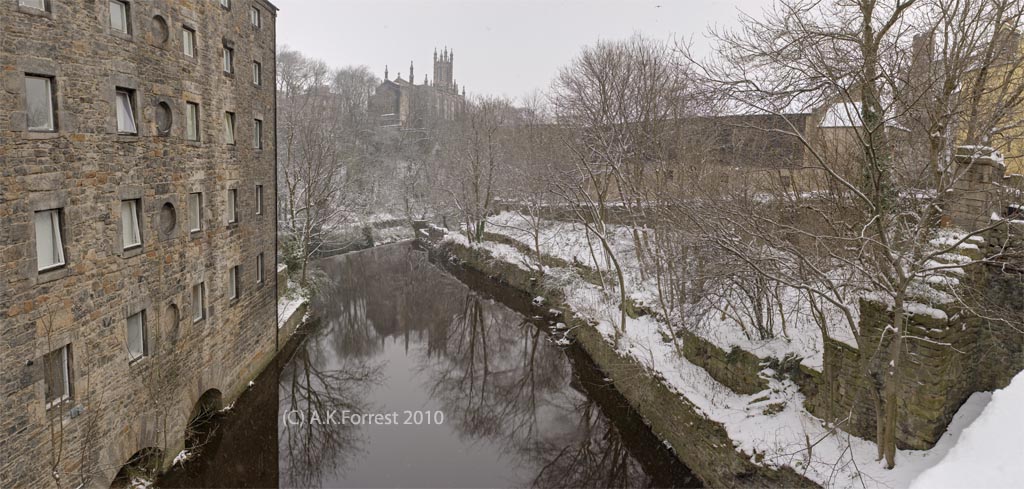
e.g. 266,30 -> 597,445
285,243 -> 698,488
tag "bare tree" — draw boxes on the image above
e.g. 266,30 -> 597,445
686,0 -> 1024,468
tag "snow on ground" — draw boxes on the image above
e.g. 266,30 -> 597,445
277,280 -> 306,329
909,371 -> 1024,489
442,230 -> 534,272
463,215 -> 1002,489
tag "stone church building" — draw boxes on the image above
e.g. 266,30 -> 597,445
370,48 -> 466,128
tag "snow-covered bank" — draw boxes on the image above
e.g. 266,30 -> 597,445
431,219 -> 1010,489
909,371 -> 1024,489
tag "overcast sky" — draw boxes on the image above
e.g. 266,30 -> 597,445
273,0 -> 770,100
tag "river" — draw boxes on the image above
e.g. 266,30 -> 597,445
158,242 -> 700,488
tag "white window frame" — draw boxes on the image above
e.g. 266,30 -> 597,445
186,102 -> 199,141
224,111 -> 236,145
220,0 -> 230,8
252,61 -> 262,86
126,311 -> 147,362
227,189 -> 238,224
115,88 -> 137,135
255,185 -> 263,215
182,27 -> 196,57
25,75 -> 56,132
34,209 -> 66,272
44,345 -> 71,409
250,7 -> 261,28
192,282 -> 205,323
223,46 -> 234,74
188,192 -> 203,232
253,119 -> 262,149
121,199 -> 142,250
229,265 -> 239,300
18,0 -> 48,12
256,253 -> 264,284
109,0 -> 129,35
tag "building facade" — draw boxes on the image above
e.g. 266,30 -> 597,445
0,0 -> 278,486
370,48 -> 466,128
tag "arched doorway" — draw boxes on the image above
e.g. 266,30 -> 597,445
109,447 -> 163,488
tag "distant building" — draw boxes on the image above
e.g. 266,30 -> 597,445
0,0 -> 279,486
370,48 -> 467,128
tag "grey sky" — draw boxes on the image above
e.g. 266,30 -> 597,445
273,0 -> 770,100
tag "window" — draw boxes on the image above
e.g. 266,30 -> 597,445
220,0 -> 230,8
34,209 -> 65,272
255,185 -> 263,215
126,311 -> 147,362
250,7 -> 261,28
44,345 -> 72,408
121,199 -> 142,250
25,75 -> 55,132
253,119 -> 262,149
229,265 -> 240,300
227,189 -> 238,224
188,192 -> 202,232
256,253 -> 264,284
224,112 -> 236,145
186,102 -> 199,141
18,0 -> 48,12
182,27 -> 195,57
252,61 -> 262,86
192,282 -> 205,322
109,1 -> 130,35
223,46 -> 234,74
155,102 -> 172,135
115,88 -> 137,134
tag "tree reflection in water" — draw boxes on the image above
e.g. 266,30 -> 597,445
291,243 -> 695,488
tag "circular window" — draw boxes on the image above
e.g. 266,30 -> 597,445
155,102 -> 172,135
160,202 -> 177,234
151,16 -> 169,45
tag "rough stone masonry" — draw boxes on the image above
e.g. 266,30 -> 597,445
0,0 -> 279,486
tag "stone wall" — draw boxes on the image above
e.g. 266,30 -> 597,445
0,1 -> 280,487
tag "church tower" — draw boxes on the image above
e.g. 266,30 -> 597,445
433,47 -> 454,91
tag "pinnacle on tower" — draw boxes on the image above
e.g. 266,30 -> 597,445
384,65 -> 389,80
409,61 -> 414,85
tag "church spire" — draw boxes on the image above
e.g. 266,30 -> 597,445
384,65 -> 389,80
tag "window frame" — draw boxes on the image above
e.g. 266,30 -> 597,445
227,189 -> 238,224
229,265 -> 240,301
256,253 -> 265,285
255,184 -> 263,215
250,7 -> 261,28
126,310 -> 148,363
43,344 -> 72,409
120,199 -> 142,250
222,45 -> 234,74
34,208 -> 66,272
192,282 -> 206,323
109,0 -> 131,35
25,75 -> 56,133
252,61 -> 262,86
115,88 -> 138,135
18,0 -> 49,12
224,111 -> 236,145
188,192 -> 203,233
253,119 -> 262,149
220,0 -> 230,9
182,26 -> 196,58
186,102 -> 200,142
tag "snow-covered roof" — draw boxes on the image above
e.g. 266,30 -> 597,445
819,102 -> 863,128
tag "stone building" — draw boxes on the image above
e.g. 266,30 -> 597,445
369,47 -> 466,128
0,0 -> 278,487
